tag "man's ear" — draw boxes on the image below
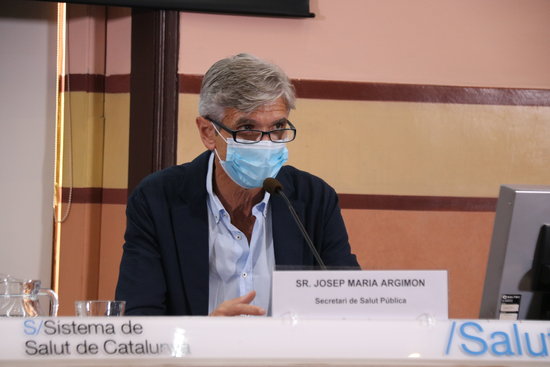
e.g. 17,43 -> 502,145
196,116 -> 216,150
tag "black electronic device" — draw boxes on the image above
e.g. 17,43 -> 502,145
35,0 -> 315,18
480,185 -> 550,320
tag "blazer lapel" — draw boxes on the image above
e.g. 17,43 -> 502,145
171,152 -> 212,316
171,197 -> 209,315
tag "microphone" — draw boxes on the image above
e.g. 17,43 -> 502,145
263,178 -> 327,270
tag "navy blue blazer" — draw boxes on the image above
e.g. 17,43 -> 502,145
116,151 -> 359,315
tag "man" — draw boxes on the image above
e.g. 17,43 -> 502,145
116,54 -> 359,316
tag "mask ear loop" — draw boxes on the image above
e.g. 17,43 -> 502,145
210,122 -> 227,163
209,122 -> 244,187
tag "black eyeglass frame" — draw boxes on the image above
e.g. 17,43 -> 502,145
205,116 -> 297,144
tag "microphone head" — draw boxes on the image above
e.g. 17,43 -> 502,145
263,178 -> 283,194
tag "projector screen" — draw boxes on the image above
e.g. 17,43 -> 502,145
34,0 -> 314,17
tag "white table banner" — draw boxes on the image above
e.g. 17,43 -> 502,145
1,318 -> 550,366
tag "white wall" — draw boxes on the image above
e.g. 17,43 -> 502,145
0,1 -> 57,287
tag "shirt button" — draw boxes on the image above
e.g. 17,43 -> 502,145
236,234 -> 242,240
242,272 -> 247,278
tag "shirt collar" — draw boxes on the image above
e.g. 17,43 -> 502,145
206,152 -> 270,223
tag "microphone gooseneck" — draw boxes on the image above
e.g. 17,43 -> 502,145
263,178 -> 327,270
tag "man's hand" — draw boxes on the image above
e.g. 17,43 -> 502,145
209,290 -> 266,316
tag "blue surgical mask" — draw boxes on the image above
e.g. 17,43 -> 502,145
214,137 -> 288,189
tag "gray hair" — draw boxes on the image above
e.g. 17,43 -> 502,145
199,53 -> 296,121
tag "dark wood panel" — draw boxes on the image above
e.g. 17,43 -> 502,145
66,72 -> 550,107
62,187 -> 128,205
63,187 -> 497,212
180,74 -> 550,106
127,8 -> 179,196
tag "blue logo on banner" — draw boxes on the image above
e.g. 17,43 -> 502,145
445,321 -> 550,358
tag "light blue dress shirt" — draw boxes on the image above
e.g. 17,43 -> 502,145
206,153 -> 275,315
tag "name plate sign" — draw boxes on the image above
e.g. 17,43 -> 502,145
272,270 -> 448,320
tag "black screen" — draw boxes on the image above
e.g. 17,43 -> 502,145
35,0 -> 314,18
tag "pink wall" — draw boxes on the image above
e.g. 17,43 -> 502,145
179,0 -> 550,88
105,7 -> 131,76
67,5 -> 131,76
67,5 -> 105,75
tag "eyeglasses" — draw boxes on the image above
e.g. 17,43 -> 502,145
205,116 -> 297,144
